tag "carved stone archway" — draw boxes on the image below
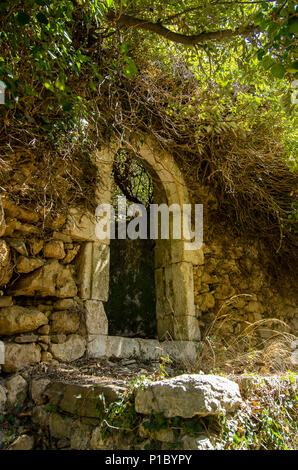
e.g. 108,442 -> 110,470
69,137 -> 202,359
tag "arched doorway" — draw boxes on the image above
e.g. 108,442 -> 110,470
93,136 -> 201,342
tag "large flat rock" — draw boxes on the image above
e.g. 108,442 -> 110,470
0,306 -> 48,335
135,374 -> 242,418
44,381 -> 127,418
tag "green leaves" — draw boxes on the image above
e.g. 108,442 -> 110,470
36,12 -> 49,25
16,11 -> 31,26
271,63 -> 285,79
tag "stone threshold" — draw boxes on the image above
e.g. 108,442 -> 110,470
87,335 -> 200,363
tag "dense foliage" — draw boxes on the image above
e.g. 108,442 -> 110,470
0,0 -> 297,267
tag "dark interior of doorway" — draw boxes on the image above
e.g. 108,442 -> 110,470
104,151 -> 157,339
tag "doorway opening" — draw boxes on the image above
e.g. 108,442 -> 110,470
104,150 -> 157,338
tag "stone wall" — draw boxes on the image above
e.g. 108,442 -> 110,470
191,187 -> 297,341
0,141 -> 297,373
0,198 -> 93,372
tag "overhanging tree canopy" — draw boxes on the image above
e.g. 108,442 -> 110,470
0,0 -> 297,271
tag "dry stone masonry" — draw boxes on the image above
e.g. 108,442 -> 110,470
0,139 -> 297,373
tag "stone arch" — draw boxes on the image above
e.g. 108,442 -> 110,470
73,136 -> 202,358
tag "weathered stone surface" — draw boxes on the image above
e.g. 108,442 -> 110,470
6,238 -> 28,256
51,333 -> 66,344
3,343 -> 41,372
85,300 -> 108,335
181,434 -> 214,450
0,384 -> 7,411
70,422 -> 92,450
30,378 -> 51,405
45,381 -> 126,418
49,413 -> 73,439
2,199 -> 39,223
6,374 -> 28,407
290,350 -> 298,367
9,259 -> 77,298
48,214 -> 66,230
15,334 -> 38,343
62,245 -> 80,264
0,296 -> 13,307
51,310 -> 80,334
63,208 -> 97,241
41,351 -> 52,362
50,334 -> 86,362
32,405 -> 49,428
54,298 -> 75,310
135,374 -> 242,418
38,335 -> 50,344
0,216 -> 6,237
0,306 -> 48,335
91,242 -> 110,301
29,238 -> 44,256
37,325 -> 50,335
0,239 -> 13,286
88,335 -> 199,363
8,434 -> 34,450
53,232 -> 72,243
44,240 -> 66,259
16,255 -> 44,273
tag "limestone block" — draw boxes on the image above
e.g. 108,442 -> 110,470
0,306 -> 48,335
54,298 -> 75,310
106,336 -> 140,358
0,216 -> 6,237
16,255 -> 44,273
87,334 -> 108,357
43,240 -> 66,259
29,238 -> 44,256
62,245 -> 80,264
0,384 -> 7,412
161,340 -> 199,363
8,435 -> 34,450
51,310 -> 80,334
137,338 -> 162,361
2,198 -> 39,223
155,268 -> 173,319
157,316 -> 175,340
0,239 -> 13,286
9,259 -> 77,298
6,374 -> 28,408
32,405 -> 49,427
6,238 -> 28,256
15,334 -> 39,343
77,242 -> 93,299
45,381 -> 125,418
3,343 -> 41,372
63,208 -> 98,242
49,413 -> 73,439
0,296 -> 13,307
85,300 -> 108,335
30,378 -> 51,405
135,374 -> 242,418
70,422 -> 92,450
173,315 -> 201,341
181,434 -> 214,450
166,262 -> 196,318
50,334 -> 86,362
91,242 -> 110,301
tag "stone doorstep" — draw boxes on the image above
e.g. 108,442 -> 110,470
87,335 -> 200,363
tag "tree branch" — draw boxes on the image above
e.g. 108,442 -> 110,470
106,11 -> 259,46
